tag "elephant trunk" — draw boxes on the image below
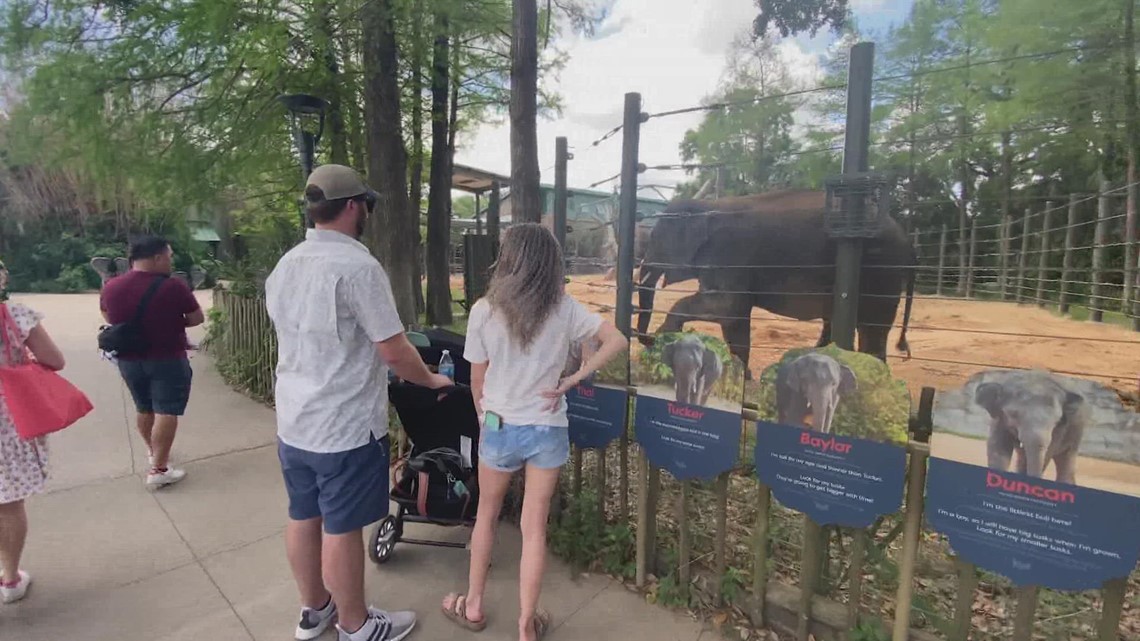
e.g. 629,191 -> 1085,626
636,265 -> 662,345
1021,436 -> 1049,478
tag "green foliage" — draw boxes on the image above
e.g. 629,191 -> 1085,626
848,618 -> 889,641
752,0 -> 849,38
754,344 -> 910,444
718,566 -> 747,605
548,490 -> 636,579
634,331 -> 746,405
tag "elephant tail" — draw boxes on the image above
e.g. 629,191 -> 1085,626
896,256 -> 915,359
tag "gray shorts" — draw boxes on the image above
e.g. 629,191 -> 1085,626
117,358 -> 193,416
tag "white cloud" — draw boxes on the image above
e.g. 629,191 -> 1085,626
455,0 -> 825,195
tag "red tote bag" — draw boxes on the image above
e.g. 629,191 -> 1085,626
0,305 -> 93,440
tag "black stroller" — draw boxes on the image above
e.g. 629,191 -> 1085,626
369,330 -> 481,564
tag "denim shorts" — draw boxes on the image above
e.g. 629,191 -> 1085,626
117,358 -> 193,416
277,436 -> 390,535
480,423 -> 570,472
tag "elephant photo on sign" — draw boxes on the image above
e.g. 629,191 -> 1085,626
634,189 -> 916,378
974,371 -> 1089,485
931,370 -> 1140,497
662,334 -> 723,406
755,345 -> 910,444
776,353 -> 857,434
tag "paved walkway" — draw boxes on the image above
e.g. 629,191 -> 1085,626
0,293 -> 707,641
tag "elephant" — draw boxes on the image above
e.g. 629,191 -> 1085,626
974,371 -> 1088,485
776,353 -> 857,433
563,337 -> 600,383
90,257 -> 131,285
634,190 -> 916,378
662,335 -> 723,406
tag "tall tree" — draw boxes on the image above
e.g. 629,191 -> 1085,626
426,8 -> 453,326
363,0 -> 417,324
408,0 -> 427,317
752,0 -> 848,38
511,0 -> 542,221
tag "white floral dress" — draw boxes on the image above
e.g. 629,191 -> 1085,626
0,302 -> 49,504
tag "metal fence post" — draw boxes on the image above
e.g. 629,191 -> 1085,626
1060,194 -> 1079,315
965,218 -> 978,298
1036,201 -> 1054,306
554,136 -> 569,253
999,210 -> 1012,299
1017,208 -> 1031,303
937,225 -> 948,296
1091,181 -> 1110,322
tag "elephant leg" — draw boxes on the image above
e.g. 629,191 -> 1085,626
1053,450 -> 1078,485
719,317 -> 752,381
857,323 -> 891,363
986,427 -> 1018,472
658,292 -> 734,334
1014,448 -> 1028,475
816,321 -> 832,348
674,376 -> 687,404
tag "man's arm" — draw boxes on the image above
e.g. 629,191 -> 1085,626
184,308 -> 205,327
376,334 -> 451,389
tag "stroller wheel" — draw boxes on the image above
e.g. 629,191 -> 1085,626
369,516 -> 398,564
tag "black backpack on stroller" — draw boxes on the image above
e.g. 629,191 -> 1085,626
391,447 -> 476,523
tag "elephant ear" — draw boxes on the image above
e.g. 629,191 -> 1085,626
702,346 -> 723,378
838,365 -> 857,396
90,258 -> 114,281
974,382 -> 1006,417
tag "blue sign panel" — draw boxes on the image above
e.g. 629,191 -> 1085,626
566,383 -> 627,450
634,396 -> 741,481
754,421 -> 907,528
925,457 -> 1140,591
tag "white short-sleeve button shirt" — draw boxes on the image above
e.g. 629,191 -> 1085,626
265,229 -> 405,453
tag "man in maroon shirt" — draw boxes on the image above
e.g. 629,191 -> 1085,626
101,236 -> 205,489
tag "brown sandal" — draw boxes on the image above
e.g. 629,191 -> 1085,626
441,593 -> 487,632
531,610 -> 551,640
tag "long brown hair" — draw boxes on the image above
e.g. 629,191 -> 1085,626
485,223 -> 565,348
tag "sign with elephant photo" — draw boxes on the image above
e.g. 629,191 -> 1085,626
633,331 -> 745,480
926,370 -> 1140,590
563,337 -> 629,450
752,345 -> 910,528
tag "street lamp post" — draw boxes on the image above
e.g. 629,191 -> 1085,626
277,93 -> 329,233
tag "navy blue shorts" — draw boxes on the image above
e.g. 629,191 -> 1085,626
117,358 -> 193,416
277,436 -> 390,535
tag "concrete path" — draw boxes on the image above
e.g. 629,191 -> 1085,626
0,293 -> 707,641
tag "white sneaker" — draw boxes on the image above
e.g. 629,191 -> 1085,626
1,570 -> 31,604
295,597 -> 338,640
337,607 -> 416,641
146,467 -> 187,488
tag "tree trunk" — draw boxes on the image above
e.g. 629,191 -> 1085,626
409,0 -> 426,318
510,0 -> 542,222
425,12 -> 453,327
315,0 -> 348,165
361,0 -> 416,325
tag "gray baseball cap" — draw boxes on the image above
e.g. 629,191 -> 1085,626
306,164 -> 378,205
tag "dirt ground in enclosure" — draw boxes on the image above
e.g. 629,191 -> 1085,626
564,275 -> 1140,399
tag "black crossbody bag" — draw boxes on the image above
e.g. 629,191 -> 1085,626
98,275 -> 168,357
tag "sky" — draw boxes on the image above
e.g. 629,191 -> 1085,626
452,0 -> 915,198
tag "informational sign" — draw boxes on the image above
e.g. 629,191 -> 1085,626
753,345 -> 910,528
927,369 -> 1140,590
563,338 -> 629,450
633,332 -> 744,481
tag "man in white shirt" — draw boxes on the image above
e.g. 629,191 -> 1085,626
266,164 -> 450,641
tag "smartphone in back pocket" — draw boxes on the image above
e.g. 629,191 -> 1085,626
483,411 -> 503,432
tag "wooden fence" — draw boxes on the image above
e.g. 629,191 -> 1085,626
207,287 -> 1136,641
207,288 -> 277,403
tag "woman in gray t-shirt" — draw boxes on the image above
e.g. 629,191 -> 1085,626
442,223 -> 627,640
